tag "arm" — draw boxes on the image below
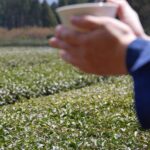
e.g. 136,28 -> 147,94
127,38 -> 150,129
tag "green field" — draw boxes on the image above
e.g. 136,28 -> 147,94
0,47 -> 150,149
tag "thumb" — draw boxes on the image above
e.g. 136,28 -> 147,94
107,0 -> 145,37
107,0 -> 137,21
107,0 -> 135,20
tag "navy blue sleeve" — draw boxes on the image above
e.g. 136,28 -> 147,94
127,38 -> 150,129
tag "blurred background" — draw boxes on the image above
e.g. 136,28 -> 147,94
0,0 -> 149,46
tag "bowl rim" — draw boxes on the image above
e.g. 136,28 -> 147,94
56,2 -> 117,13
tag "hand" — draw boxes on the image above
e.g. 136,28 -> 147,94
108,0 -> 150,40
49,16 -> 136,75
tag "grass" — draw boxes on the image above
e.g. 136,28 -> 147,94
0,47 -> 150,149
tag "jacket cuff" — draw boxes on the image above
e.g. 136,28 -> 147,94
126,38 -> 149,73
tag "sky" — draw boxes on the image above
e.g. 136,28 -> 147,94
39,0 -> 58,5
45,0 -> 58,5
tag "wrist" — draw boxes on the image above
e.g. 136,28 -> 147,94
126,38 -> 150,73
118,34 -> 137,74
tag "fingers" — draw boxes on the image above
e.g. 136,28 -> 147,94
60,50 -> 90,73
49,37 -> 73,51
59,50 -> 73,63
60,50 -> 78,66
50,36 -> 86,71
51,22 -> 105,47
71,15 -> 106,31
72,15 -> 131,34
50,17 -> 132,50
55,25 -> 83,46
49,37 -> 82,67
71,15 -> 129,32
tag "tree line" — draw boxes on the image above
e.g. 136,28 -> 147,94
0,0 -> 94,29
58,0 -> 94,6
0,0 -> 58,29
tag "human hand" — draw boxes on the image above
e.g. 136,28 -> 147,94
49,16 -> 136,75
107,0 -> 149,40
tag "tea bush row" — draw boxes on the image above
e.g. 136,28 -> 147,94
0,47 -> 102,105
1,81 -> 150,149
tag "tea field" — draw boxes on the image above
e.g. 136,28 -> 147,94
0,47 -> 100,106
0,47 -> 150,149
